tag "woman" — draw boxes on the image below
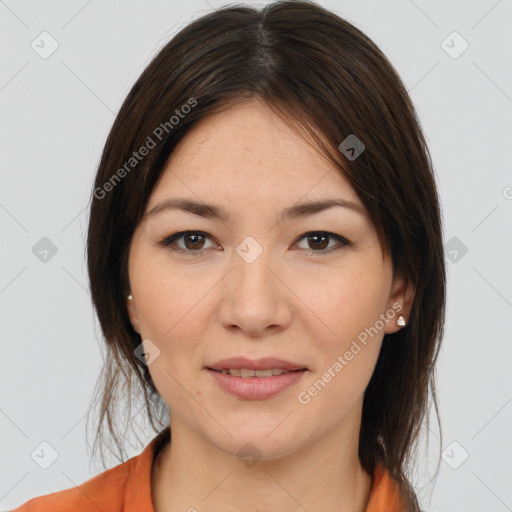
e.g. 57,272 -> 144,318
13,1 -> 445,511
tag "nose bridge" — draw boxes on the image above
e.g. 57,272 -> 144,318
232,234 -> 277,296
218,233 -> 290,333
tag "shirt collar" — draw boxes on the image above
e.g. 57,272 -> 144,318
123,427 -> 404,511
125,426 -> 170,512
366,462 -> 406,511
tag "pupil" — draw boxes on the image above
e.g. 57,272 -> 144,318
186,234 -> 203,250
310,234 -> 327,250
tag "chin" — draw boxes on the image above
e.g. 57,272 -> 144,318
206,425 -> 304,463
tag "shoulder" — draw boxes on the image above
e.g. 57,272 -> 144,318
9,427 -> 171,512
9,458 -> 132,512
366,463 -> 410,512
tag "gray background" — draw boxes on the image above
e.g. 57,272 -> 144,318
1,0 -> 511,510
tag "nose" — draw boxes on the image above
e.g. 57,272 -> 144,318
217,239 -> 293,337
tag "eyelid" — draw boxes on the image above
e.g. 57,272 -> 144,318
292,231 -> 352,250
159,230 -> 219,254
158,230 -> 352,255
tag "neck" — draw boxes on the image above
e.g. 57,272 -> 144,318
151,417 -> 373,512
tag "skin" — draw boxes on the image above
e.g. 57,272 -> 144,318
126,98 -> 415,512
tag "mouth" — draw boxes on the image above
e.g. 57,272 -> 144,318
207,368 -> 306,377
205,367 -> 309,400
206,356 -> 308,373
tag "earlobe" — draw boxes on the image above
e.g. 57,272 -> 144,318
126,294 -> 140,334
384,275 -> 416,334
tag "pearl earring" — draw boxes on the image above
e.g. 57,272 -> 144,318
127,295 -> 133,300
396,315 -> 406,327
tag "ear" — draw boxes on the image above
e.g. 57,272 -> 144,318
383,273 -> 415,335
126,294 -> 141,334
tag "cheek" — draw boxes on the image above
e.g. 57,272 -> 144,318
129,253 -> 219,398
295,261 -> 389,408
295,274 -> 386,424
302,261 -> 390,342
129,258 -> 207,406
129,246 -> 206,338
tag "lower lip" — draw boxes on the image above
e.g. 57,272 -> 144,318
206,369 -> 307,400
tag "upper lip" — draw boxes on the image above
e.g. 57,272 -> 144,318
207,357 -> 308,371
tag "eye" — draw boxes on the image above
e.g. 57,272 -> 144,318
158,231 -> 218,255
158,230 -> 352,256
295,231 -> 352,254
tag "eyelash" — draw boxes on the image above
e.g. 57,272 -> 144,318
157,230 -> 352,257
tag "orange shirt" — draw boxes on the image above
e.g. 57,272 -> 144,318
12,427 -> 406,511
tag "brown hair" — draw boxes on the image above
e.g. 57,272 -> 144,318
86,1 -> 446,509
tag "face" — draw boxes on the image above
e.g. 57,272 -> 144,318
126,98 -> 413,460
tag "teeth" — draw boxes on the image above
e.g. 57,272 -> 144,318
218,368 -> 291,377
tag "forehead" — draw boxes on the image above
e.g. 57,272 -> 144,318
146,99 -> 361,211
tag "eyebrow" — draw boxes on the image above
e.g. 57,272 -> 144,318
144,197 -> 367,222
